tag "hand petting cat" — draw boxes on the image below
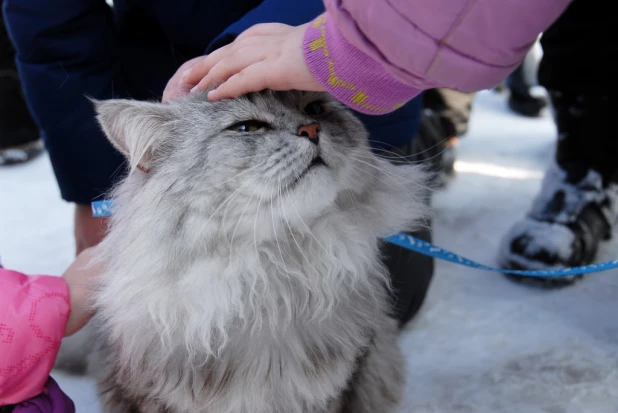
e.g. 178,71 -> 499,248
164,1 -> 569,116
163,22 -> 324,103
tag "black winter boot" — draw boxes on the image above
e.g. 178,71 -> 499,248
498,93 -> 617,285
413,109 -> 457,188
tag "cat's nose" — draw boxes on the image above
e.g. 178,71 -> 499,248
297,123 -> 320,145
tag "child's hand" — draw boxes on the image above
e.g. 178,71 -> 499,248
162,56 -> 203,102
62,247 -> 102,336
175,22 -> 325,101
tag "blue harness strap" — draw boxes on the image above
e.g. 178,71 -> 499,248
92,200 -> 114,218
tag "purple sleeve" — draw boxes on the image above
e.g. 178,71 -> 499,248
13,377 -> 75,413
303,0 -> 571,115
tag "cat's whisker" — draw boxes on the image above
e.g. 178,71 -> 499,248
271,174 -> 292,282
284,189 -> 345,320
362,146 -> 417,162
200,167 -> 264,232
348,154 -> 436,194
222,154 -> 265,163
188,160 -> 267,195
228,175 -> 264,267
248,174 -> 274,335
347,163 -> 431,232
282,183 -> 329,322
218,161 -> 268,227
349,188 -> 359,213
363,142 -> 453,167
349,149 -> 417,163
252,174 -> 274,268
280,185 -> 313,316
366,136 -> 452,160
269,173 -> 296,329
348,160 -> 423,201
253,175 -> 271,260
276,179 -> 308,322
284,187 -> 340,266
277,174 -> 304,283
220,183 -> 244,229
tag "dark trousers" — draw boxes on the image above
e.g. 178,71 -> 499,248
1,3 -> 38,151
0,0 -> 12,70
538,0 -> 617,185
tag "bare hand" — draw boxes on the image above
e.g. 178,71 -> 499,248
180,22 -> 324,101
62,247 -> 102,336
74,204 -> 108,254
162,56 -> 204,102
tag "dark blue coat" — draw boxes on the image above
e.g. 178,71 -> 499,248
3,0 -> 421,203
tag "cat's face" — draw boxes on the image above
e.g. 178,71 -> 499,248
95,91 -> 379,237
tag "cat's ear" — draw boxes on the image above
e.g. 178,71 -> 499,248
93,98 -> 175,172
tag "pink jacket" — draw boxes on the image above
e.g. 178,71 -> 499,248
303,0 -> 572,114
0,268 -> 69,406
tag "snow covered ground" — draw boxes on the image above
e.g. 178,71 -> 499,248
1,90 -> 617,412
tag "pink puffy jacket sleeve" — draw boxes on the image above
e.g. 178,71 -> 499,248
0,268 -> 70,406
303,0 -> 571,114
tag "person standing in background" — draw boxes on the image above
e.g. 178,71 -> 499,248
0,0 -> 42,165
497,0 -> 617,280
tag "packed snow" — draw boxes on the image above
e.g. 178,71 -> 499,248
1,90 -> 617,412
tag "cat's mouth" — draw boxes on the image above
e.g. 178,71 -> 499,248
308,156 -> 326,170
288,155 -> 327,189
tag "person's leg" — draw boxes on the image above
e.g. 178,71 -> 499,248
498,0 -> 617,281
419,88 -> 476,186
423,89 -> 475,138
505,39 -> 547,118
0,2 -> 42,165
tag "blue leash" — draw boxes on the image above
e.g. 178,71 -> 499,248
383,233 -> 618,278
93,200 -> 618,278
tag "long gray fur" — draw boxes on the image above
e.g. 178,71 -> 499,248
57,90 -> 429,413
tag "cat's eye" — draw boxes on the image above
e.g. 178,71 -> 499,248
305,101 -> 325,115
227,120 -> 270,133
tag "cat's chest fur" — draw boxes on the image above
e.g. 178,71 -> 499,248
97,230 -> 388,413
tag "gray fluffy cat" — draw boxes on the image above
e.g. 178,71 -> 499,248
58,91 -> 427,413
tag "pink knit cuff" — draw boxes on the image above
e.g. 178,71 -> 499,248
303,14 -> 420,115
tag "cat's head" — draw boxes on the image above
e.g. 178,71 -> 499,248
94,91 -> 424,241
